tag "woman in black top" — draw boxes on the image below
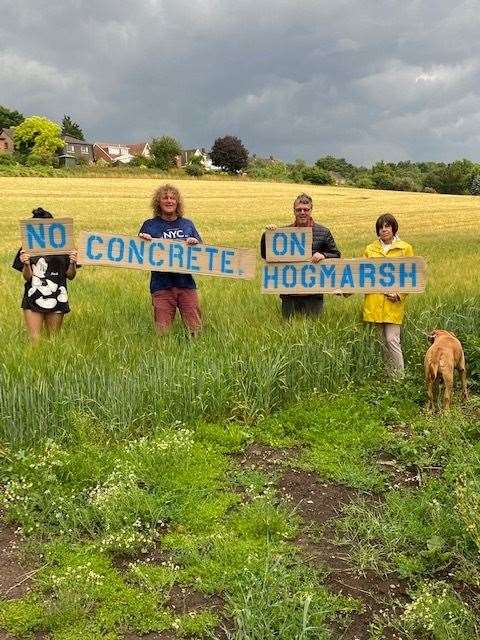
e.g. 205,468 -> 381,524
12,207 -> 79,342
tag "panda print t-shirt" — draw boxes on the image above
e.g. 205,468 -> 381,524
12,251 -> 71,314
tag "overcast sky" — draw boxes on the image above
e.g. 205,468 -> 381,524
1,0 -> 480,165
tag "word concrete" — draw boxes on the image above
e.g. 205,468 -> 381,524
78,231 -> 256,279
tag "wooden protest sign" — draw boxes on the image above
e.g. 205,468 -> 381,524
261,257 -> 426,294
20,218 -> 74,256
264,227 -> 312,262
78,231 -> 256,279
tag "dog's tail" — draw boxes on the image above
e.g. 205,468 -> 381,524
428,359 -> 440,381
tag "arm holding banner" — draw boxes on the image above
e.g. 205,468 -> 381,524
18,249 -> 33,281
66,250 -> 79,280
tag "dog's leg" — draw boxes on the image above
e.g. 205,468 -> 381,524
442,372 -> 453,411
426,376 -> 435,412
459,353 -> 468,403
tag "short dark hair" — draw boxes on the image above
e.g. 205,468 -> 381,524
32,207 -> 53,219
375,213 -> 398,236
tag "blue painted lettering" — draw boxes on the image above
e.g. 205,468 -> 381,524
263,265 -> 279,288
301,264 -> 316,288
399,262 -> 417,287
127,239 -> 145,264
107,237 -> 124,262
148,241 -> 164,267
272,232 -> 288,256
290,232 -> 307,257
26,224 -> 46,250
340,264 -> 354,288
86,235 -> 103,260
221,249 -> 234,274
319,264 -> 336,287
359,262 -> 376,287
48,222 -> 66,249
205,246 -> 219,270
379,262 -> 395,287
282,264 -> 297,288
187,245 -> 201,271
169,242 -> 184,268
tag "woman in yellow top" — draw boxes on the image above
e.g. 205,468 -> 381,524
363,213 -> 414,378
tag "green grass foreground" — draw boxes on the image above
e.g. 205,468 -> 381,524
1,178 -> 480,638
1,389 -> 479,639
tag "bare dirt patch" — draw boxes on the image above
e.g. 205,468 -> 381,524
0,521 -> 36,601
236,444 -> 410,640
233,442 -> 300,473
166,585 -> 224,615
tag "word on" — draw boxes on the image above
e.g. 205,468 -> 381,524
20,218 -> 74,256
264,227 -> 312,262
262,257 -> 426,294
78,231 -> 256,279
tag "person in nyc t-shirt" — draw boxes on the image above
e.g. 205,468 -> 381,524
139,184 -> 202,336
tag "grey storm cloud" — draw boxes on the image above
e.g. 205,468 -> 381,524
1,0 -> 480,164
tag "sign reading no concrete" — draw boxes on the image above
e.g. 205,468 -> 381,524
264,227 -> 312,262
78,231 -> 256,279
20,218 -> 74,256
262,257 -> 426,294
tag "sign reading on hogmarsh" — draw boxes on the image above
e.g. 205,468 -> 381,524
20,218 -> 74,256
78,231 -> 256,279
264,227 -> 312,262
262,257 -> 426,294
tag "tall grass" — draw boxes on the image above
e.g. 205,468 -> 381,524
1,178 -> 479,445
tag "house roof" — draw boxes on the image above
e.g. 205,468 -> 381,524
92,144 -> 114,162
0,128 -> 15,139
126,142 -> 148,155
62,135 -> 92,145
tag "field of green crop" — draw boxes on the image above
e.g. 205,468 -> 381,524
1,177 -> 479,639
1,177 -> 479,444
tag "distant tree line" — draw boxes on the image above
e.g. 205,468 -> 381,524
1,103 -> 480,194
246,155 -> 480,196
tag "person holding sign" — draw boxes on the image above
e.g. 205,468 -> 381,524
363,213 -> 414,378
12,208 -> 79,342
139,184 -> 203,336
260,193 -> 340,318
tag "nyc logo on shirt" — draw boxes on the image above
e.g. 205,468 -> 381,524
162,229 -> 186,240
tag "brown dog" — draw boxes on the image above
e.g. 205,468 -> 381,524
425,329 -> 468,411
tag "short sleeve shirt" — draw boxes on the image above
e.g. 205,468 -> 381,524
139,217 -> 202,293
12,251 -> 72,314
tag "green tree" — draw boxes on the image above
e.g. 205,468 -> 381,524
0,105 -> 24,129
470,172 -> 480,195
150,136 -> 182,170
303,165 -> 335,185
424,159 -> 474,195
210,135 -> 249,173
315,155 -> 358,180
61,115 -> 85,140
14,116 -> 64,165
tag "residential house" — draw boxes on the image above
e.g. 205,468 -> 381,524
59,135 -> 94,166
180,148 -> 218,171
93,142 -> 151,164
0,128 -> 15,155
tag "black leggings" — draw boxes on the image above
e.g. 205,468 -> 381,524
280,295 -> 324,318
